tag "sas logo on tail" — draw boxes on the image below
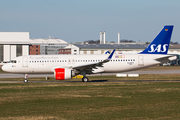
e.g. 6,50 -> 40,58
148,44 -> 168,53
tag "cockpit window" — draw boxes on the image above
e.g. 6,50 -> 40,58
9,60 -> 17,63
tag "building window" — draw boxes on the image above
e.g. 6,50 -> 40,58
0,45 -> 3,62
36,46 -> 38,48
36,50 -> 38,52
16,45 -> 22,57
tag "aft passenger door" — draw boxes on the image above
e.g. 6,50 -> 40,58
138,55 -> 144,66
22,57 -> 28,67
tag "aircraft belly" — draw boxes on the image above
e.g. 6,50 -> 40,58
103,62 -> 138,73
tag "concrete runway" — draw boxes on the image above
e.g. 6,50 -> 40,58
0,70 -> 180,79
0,79 -> 180,83
0,70 -> 180,83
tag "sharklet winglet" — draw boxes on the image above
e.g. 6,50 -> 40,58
107,49 -> 115,60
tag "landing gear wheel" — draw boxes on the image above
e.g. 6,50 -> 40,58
24,79 -> 28,83
82,77 -> 89,82
24,74 -> 28,83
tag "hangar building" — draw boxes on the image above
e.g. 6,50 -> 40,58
0,32 -> 180,65
29,38 -> 68,55
0,32 -> 29,62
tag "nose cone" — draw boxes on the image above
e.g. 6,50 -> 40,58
2,64 -> 9,72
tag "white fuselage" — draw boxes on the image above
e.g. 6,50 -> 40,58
2,53 -> 172,74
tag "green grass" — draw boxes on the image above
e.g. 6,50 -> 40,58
0,82 -> 180,119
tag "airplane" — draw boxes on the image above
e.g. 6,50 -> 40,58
2,25 -> 177,82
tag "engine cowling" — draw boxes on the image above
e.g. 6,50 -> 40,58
54,68 -> 75,80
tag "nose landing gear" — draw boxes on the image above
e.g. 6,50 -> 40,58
24,74 -> 28,83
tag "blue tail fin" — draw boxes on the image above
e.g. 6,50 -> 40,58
140,25 -> 173,54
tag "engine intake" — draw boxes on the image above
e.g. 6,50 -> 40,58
54,68 -> 75,80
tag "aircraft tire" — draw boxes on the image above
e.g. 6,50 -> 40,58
82,77 -> 89,82
24,79 -> 28,83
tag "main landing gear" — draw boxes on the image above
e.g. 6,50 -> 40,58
24,74 -> 28,83
80,71 -> 89,82
82,77 -> 89,82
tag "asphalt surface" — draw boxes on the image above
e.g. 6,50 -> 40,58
0,79 -> 180,83
0,70 -> 180,83
0,70 -> 180,78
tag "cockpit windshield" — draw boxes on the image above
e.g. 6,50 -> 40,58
9,60 -> 17,63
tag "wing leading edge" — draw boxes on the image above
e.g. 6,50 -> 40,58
72,49 -> 115,73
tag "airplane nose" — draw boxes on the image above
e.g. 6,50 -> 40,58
2,64 -> 8,72
2,65 -> 5,71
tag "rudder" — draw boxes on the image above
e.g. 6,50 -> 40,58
140,25 -> 173,54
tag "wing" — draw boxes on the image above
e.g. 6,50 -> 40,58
72,49 -> 115,74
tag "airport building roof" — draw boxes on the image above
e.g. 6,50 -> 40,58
74,44 -> 149,50
30,38 -> 68,45
74,44 -> 180,50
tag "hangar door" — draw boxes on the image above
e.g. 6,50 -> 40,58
138,55 -> 144,66
22,57 -> 28,67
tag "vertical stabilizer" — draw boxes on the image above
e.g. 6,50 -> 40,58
140,25 -> 173,54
